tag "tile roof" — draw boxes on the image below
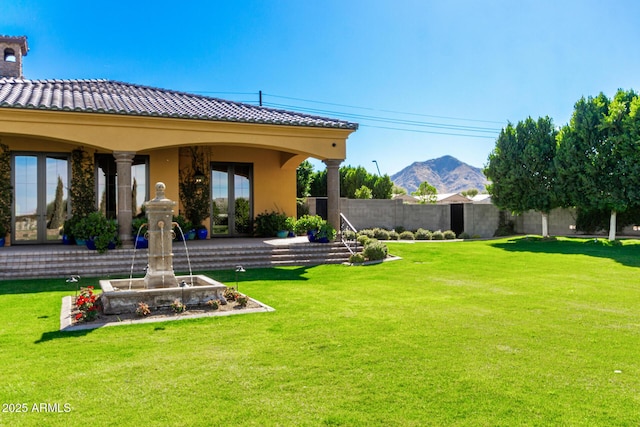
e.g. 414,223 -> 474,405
0,78 -> 358,130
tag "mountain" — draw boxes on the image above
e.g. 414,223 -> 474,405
391,155 -> 489,194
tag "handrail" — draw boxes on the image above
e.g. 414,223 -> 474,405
339,213 -> 358,255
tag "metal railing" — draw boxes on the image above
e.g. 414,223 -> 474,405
339,213 -> 359,255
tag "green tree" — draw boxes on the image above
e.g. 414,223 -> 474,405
371,175 -> 393,199
461,189 -> 478,198
309,169 -> 327,197
296,160 -> 314,198
412,181 -> 437,204
306,164 -> 393,199
392,184 -> 407,196
354,185 -> 373,199
556,90 -> 640,240
341,165 -> 369,198
48,176 -> 66,230
484,116 -> 558,237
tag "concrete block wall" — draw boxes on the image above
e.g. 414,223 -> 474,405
401,203 -> 449,232
307,197 -> 588,238
464,203 -> 501,237
514,208 -> 578,236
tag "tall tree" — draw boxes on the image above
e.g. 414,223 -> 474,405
296,160 -> 314,198
48,176 -> 66,230
484,116 -> 558,237
412,181 -> 437,204
556,90 -> 640,240
371,175 -> 393,199
306,165 -> 393,199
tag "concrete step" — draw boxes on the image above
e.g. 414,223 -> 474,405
0,240 -> 357,280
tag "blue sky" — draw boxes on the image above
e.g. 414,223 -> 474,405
3,0 -> 640,175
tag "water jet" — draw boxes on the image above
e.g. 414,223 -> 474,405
99,182 -> 226,314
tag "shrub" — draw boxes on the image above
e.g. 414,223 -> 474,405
394,226 -> 405,233
342,230 -> 357,240
75,286 -> 99,322
363,240 -> 388,261
170,299 -> 186,314
172,214 -> 193,236
415,228 -> 432,240
357,235 -> 371,246
206,299 -> 219,310
73,212 -> 119,253
432,230 -> 444,240
443,230 -> 457,240
135,302 -> 151,317
388,230 -> 399,240
224,287 -> 239,302
373,228 -> 390,240
254,211 -> 288,237
294,214 -> 324,235
236,294 -> 249,308
399,230 -> 415,240
316,221 -> 337,241
358,229 -> 375,238
349,253 -> 365,264
458,232 -> 471,239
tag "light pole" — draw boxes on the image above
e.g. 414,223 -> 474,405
372,160 -> 381,176
235,265 -> 245,292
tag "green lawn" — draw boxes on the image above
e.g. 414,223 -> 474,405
1,237 -> 640,426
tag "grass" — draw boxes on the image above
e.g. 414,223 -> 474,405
1,236 -> 640,426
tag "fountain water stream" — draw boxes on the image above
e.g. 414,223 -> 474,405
99,182 -> 226,314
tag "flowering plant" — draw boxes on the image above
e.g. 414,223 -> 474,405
170,299 -> 186,313
206,299 -> 219,310
75,286 -> 99,322
224,287 -> 239,302
236,294 -> 249,308
135,302 -> 151,317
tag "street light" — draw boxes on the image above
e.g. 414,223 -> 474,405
372,160 -> 381,176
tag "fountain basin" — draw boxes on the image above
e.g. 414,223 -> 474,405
99,275 -> 227,314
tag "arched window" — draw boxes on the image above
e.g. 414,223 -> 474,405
4,48 -> 16,62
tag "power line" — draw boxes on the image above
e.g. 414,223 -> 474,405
262,101 -> 501,135
187,89 -> 503,139
262,92 -> 506,125
359,123 -> 497,139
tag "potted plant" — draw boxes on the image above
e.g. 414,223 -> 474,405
316,220 -> 337,243
132,217 -> 148,249
294,214 -> 324,241
254,211 -> 288,237
285,216 -> 297,237
196,225 -> 207,240
172,215 -> 192,241
82,212 -> 118,253
70,215 -> 92,246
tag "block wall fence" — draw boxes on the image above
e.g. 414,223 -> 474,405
306,198 -> 640,238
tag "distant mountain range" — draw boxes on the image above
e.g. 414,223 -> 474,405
391,155 -> 489,194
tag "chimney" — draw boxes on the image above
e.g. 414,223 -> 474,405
0,35 -> 28,78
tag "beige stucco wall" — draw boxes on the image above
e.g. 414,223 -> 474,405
2,108 -> 350,241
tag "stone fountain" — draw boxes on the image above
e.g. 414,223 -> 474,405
99,182 -> 227,314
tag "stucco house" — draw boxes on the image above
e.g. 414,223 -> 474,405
0,35 -> 357,245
